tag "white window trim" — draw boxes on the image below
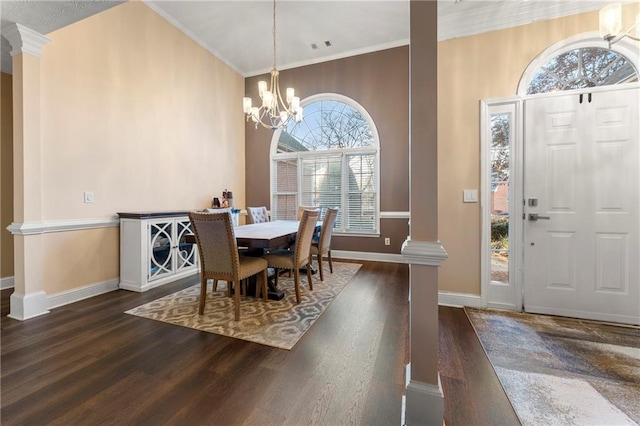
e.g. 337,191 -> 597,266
270,93 -> 381,235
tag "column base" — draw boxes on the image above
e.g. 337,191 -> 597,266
8,291 -> 50,321
404,378 -> 444,426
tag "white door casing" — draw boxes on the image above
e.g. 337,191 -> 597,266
523,86 -> 639,325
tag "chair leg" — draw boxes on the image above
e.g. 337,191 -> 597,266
293,268 -> 301,303
274,268 -> 279,287
306,262 -> 313,291
233,279 -> 241,321
328,250 -> 333,273
199,277 -> 207,315
254,275 -> 261,299
317,253 -> 324,281
213,279 -> 218,292
261,269 -> 268,301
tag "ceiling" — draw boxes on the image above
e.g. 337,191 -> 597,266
0,0 -> 616,76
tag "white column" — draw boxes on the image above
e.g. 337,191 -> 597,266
2,23 -> 51,320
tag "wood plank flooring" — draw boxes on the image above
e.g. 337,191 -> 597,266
1,261 -> 519,425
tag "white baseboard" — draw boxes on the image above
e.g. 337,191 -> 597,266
438,291 -> 483,308
47,278 -> 120,310
332,250 -> 406,263
1,275 -> 15,290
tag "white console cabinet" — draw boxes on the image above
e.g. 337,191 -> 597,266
118,211 -> 199,292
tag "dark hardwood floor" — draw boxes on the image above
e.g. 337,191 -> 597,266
1,261 -> 519,425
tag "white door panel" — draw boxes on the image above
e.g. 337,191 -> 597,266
524,87 -> 639,325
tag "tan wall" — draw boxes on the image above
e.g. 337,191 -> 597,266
42,228 -> 119,293
1,72 -> 14,279
245,47 -> 410,254
31,1 -> 244,294
437,4 -> 639,295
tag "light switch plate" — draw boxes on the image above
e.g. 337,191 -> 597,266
84,191 -> 94,203
463,189 -> 478,203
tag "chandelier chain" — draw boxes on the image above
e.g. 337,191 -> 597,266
272,0 -> 277,70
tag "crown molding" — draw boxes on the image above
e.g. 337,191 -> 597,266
1,23 -> 50,58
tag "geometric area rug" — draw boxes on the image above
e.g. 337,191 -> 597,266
126,262 -> 361,350
465,307 -> 640,426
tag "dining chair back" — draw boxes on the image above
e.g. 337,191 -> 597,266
311,207 -> 339,281
188,211 -> 268,321
264,209 -> 320,303
297,205 -> 321,220
247,206 -> 270,224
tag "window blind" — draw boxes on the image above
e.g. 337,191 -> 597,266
272,159 -> 298,220
346,154 -> 376,232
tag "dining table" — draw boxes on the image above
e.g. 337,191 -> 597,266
187,219 -> 320,300
234,220 -> 302,251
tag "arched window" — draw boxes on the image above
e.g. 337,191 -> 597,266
519,34 -> 639,96
270,94 -> 380,235
527,47 -> 638,94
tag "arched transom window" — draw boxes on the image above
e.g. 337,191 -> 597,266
527,47 -> 638,95
270,94 -> 380,235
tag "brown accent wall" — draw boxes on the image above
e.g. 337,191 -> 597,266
245,47 -> 409,254
1,72 -> 14,279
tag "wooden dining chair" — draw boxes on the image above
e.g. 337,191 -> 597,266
247,206 -> 270,224
263,209 -> 320,303
311,207 -> 339,281
188,211 -> 269,321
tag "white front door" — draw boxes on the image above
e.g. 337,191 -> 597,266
524,87 -> 639,325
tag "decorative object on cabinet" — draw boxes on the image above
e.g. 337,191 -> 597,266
118,211 -> 199,292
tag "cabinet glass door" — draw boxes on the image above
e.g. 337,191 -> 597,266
176,220 -> 197,271
149,221 -> 173,280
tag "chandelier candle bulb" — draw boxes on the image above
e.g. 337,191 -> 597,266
243,97 -> 252,114
286,88 -> 295,103
258,81 -> 268,97
262,91 -> 274,109
599,3 -> 622,39
291,96 -> 300,111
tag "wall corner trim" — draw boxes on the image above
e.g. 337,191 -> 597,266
1,23 -> 51,58
401,238 -> 448,267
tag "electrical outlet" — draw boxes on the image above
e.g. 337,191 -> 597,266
84,191 -> 94,203
384,237 -> 390,246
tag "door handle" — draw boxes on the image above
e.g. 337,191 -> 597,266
528,213 -> 550,221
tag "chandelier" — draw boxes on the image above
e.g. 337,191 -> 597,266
242,0 -> 303,130
599,3 -> 639,48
